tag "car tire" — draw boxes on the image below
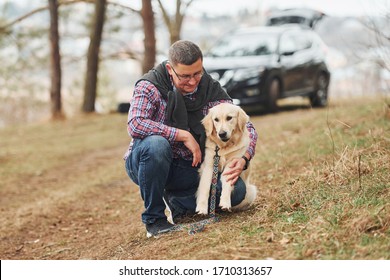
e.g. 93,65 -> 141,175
310,73 -> 328,107
266,78 -> 280,113
117,102 -> 130,113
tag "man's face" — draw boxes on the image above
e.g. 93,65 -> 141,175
167,58 -> 203,94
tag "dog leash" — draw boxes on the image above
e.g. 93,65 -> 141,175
171,146 -> 220,235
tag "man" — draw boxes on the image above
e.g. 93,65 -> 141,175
124,40 -> 257,238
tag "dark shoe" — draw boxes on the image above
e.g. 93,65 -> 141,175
145,218 -> 175,238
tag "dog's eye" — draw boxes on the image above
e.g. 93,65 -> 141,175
226,116 -> 233,121
214,118 -> 219,122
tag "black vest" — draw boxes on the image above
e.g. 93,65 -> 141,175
136,60 -> 231,156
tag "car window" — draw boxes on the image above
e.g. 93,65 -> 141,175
207,32 -> 278,57
268,16 -> 307,26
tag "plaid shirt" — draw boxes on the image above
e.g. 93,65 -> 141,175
124,80 -> 258,161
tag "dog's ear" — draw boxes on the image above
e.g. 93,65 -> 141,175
202,111 -> 214,136
237,107 -> 249,133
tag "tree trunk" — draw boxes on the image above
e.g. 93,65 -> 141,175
171,0 -> 183,44
170,27 -> 181,45
82,0 -> 106,113
158,0 -> 195,45
48,0 -> 63,119
141,0 -> 156,74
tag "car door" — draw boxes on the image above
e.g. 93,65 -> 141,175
279,30 -> 314,96
279,32 -> 297,95
296,31 -> 317,91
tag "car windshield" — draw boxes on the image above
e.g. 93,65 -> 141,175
207,31 -> 278,57
269,16 -> 307,25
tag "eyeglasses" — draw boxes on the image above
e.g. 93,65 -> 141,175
170,65 -> 203,82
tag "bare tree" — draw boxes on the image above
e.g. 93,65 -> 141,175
360,5 -> 390,94
157,0 -> 195,44
141,0 -> 156,74
82,0 -> 107,113
0,0 -> 87,120
0,1 -> 95,33
367,13 -> 390,72
1,1 -> 64,120
48,0 -> 64,119
1,0 -> 159,114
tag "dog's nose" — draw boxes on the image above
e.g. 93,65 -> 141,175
218,131 -> 228,140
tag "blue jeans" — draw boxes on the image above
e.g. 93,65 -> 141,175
125,135 -> 247,224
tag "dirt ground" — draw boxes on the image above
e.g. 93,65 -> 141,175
0,143 -> 139,259
1,98 -> 388,260
0,105 -> 304,260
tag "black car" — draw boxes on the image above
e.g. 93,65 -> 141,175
203,24 -> 331,112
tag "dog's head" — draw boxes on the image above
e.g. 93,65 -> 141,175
202,103 -> 249,144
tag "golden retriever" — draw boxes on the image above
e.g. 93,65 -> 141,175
196,103 -> 257,214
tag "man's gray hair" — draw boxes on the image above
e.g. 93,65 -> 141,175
168,40 -> 203,66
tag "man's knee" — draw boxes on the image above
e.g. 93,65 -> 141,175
138,136 -> 172,161
231,177 -> 247,206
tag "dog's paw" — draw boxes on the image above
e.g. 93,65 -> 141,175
196,202 -> 208,215
219,200 -> 232,212
219,192 -> 232,211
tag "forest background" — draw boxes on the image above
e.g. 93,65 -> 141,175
0,0 -> 389,127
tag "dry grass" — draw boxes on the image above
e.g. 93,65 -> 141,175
0,97 -> 389,260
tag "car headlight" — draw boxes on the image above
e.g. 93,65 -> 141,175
219,70 -> 235,86
232,67 -> 265,81
209,72 -> 220,80
214,67 -> 265,87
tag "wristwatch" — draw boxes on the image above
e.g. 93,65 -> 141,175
242,155 -> 250,170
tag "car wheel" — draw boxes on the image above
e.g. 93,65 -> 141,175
117,102 -> 130,113
266,78 -> 280,113
310,73 -> 328,107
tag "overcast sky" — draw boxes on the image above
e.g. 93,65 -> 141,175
10,0 -> 389,18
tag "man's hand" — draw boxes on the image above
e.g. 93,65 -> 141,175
223,157 -> 247,185
176,129 -> 202,167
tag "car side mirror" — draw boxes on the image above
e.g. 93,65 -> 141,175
281,50 -> 295,56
